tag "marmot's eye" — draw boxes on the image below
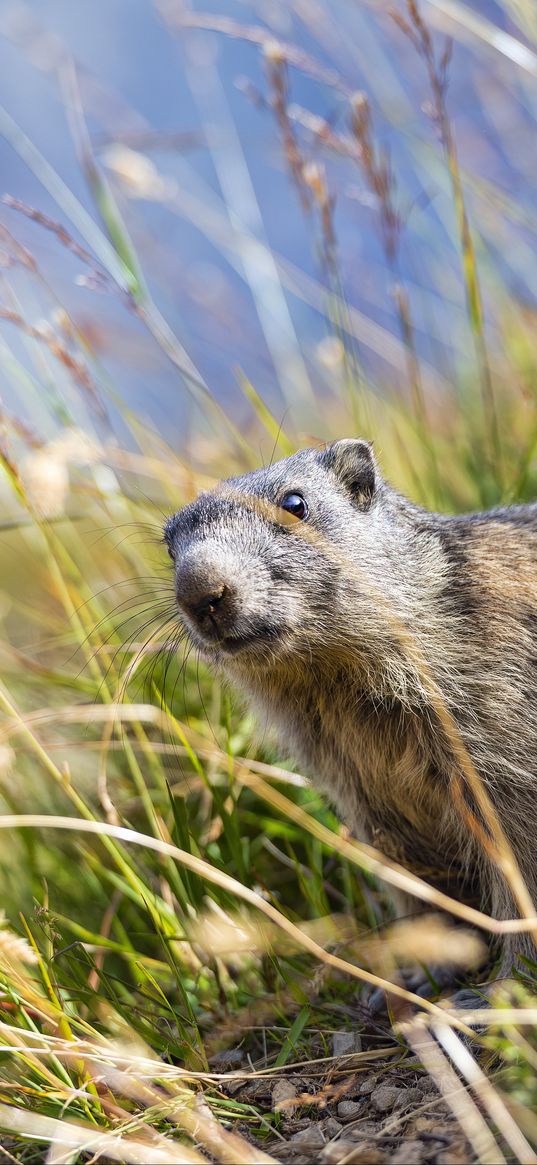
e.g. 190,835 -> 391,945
280,492 -> 309,520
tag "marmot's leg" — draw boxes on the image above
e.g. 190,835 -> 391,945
488,868 -> 537,981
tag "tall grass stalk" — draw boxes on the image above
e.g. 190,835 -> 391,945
393,0 -> 504,494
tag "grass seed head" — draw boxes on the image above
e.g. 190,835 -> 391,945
0,919 -> 38,967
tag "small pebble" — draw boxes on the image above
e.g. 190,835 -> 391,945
414,1118 -> 453,1140
344,1147 -> 386,1163
394,1086 -> 423,1109
332,1031 -> 363,1057
349,1122 -> 378,1141
207,1047 -> 244,1071
371,1084 -> 405,1113
359,1075 -> 378,1094
272,1078 -> 298,1116
337,1099 -> 363,1121
290,1125 -> 326,1148
322,1143 -> 386,1164
322,1117 -> 343,1137
222,1078 -> 243,1096
237,1078 -> 272,1104
414,1117 -> 436,1133
416,1076 -> 436,1093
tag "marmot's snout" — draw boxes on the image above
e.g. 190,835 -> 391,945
175,554 -> 239,641
173,536 -> 292,657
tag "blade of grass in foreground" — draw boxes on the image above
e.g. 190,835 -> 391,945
0,815 -> 481,1028
428,0 -> 537,76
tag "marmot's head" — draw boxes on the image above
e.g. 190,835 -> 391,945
164,439 -> 382,671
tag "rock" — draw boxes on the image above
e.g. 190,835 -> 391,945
416,1075 -> 436,1093
359,1075 -> 378,1094
371,1084 -> 405,1113
322,1117 -> 343,1137
349,1121 -> 378,1140
207,1047 -> 244,1070
332,1031 -> 363,1057
237,1078 -> 272,1104
394,1086 -> 423,1109
272,1078 -> 298,1116
414,1117 -> 437,1133
337,1099 -> 363,1121
290,1125 -> 326,1149
413,1119 -> 454,1143
221,1077 -> 243,1095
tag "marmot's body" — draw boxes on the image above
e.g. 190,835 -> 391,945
165,439 -> 537,977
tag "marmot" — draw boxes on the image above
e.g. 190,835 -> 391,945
164,438 -> 537,986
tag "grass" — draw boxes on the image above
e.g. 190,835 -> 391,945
2,0 -> 537,1160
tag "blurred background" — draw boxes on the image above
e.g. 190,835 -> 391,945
3,1 -> 537,471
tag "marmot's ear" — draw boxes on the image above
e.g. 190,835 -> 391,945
320,439 -> 376,508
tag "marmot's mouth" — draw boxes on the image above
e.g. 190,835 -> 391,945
187,618 -> 285,657
219,624 -> 284,655
180,609 -> 288,658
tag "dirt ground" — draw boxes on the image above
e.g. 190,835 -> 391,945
222,1045 -> 472,1164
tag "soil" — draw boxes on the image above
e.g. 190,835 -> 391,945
220,1047 -> 472,1165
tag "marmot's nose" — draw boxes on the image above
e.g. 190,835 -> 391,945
175,561 -> 234,631
190,583 -> 226,622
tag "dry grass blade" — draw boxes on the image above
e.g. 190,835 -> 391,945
0,1022 -> 399,1080
92,1062 -> 278,1165
2,194 -> 104,270
184,43 -> 316,419
445,1009 -> 537,1026
0,307 -> 95,393
239,765 -> 537,937
156,5 -> 347,91
0,1103 -> 204,1164
432,1021 -> 537,1163
0,103 -> 132,291
4,687 -> 537,942
392,0 -> 502,482
427,0 -> 537,75
403,1018 -> 506,1164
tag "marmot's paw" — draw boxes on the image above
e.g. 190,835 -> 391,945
366,963 -> 463,1016
435,986 -> 492,1046
443,986 -> 490,1011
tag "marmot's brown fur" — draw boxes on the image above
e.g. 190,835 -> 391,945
164,438 -> 537,984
